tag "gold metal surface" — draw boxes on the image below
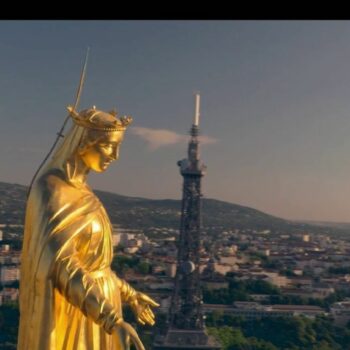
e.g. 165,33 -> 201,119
18,107 -> 159,350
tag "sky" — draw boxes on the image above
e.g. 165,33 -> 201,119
2,20 -> 350,222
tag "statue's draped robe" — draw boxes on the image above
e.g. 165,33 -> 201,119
18,170 -> 130,349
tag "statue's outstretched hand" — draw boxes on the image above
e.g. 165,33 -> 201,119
129,292 -> 160,326
113,320 -> 145,350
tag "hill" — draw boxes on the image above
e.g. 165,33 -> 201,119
0,181 -> 346,236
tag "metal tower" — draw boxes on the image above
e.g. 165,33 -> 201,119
153,94 -> 221,350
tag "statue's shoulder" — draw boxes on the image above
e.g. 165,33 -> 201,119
37,169 -> 74,192
36,169 -> 86,208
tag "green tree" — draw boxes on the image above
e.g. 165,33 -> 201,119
208,327 -> 248,350
0,304 -> 19,347
136,261 -> 151,275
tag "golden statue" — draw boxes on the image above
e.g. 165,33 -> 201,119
17,104 -> 159,349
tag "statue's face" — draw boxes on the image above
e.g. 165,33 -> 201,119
80,131 -> 125,172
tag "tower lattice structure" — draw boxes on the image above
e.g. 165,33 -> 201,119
153,95 -> 221,350
169,122 -> 206,330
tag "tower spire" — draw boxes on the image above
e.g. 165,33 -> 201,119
193,93 -> 200,127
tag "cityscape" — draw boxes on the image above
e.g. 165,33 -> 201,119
4,21 -> 350,350
3,110 -> 350,348
3,187 -> 350,348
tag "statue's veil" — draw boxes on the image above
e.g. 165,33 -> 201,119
37,122 -> 86,183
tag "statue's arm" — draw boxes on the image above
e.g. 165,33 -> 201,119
114,274 -> 137,303
50,241 -> 119,334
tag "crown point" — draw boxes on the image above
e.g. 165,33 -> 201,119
109,108 -> 118,117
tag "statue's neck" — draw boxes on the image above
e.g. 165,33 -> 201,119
65,155 -> 90,186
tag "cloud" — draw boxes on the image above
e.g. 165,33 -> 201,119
130,127 -> 218,150
199,135 -> 218,145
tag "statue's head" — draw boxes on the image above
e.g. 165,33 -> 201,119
68,106 -> 132,172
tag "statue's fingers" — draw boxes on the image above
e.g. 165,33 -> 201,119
139,310 -> 148,321
147,297 -> 160,307
140,311 -> 150,322
142,308 -> 154,323
145,306 -> 155,319
141,311 -> 155,325
137,316 -> 146,325
141,294 -> 160,307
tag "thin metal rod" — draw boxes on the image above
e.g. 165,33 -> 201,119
26,48 -> 90,198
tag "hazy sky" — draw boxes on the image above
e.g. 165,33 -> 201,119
2,20 -> 350,222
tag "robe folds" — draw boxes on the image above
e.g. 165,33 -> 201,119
18,169 -> 133,350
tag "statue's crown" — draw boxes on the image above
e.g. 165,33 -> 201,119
67,105 -> 132,132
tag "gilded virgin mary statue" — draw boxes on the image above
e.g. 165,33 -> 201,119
17,105 -> 159,350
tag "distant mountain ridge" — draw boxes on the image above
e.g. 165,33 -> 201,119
0,181 -> 347,236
